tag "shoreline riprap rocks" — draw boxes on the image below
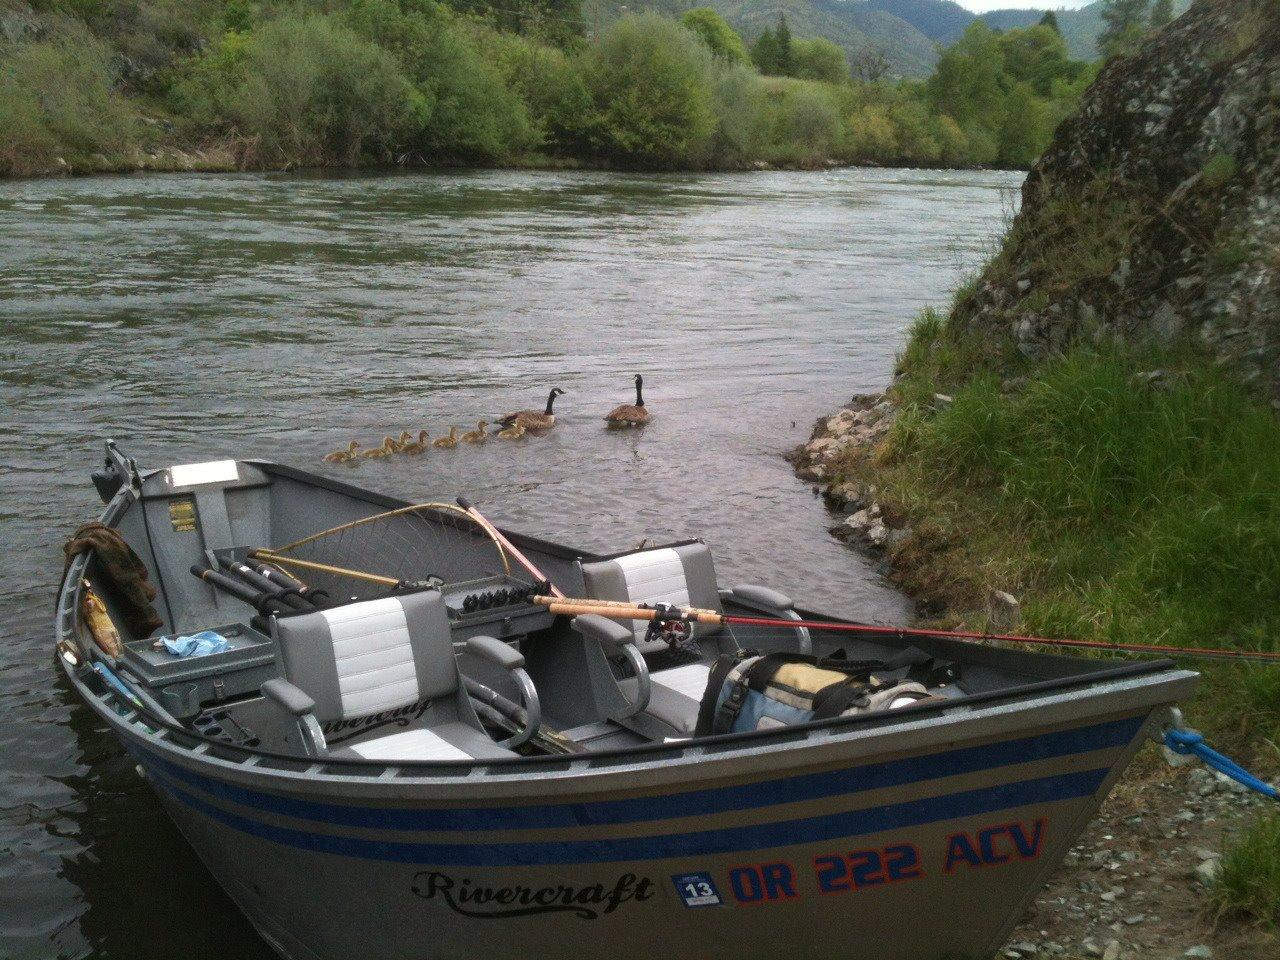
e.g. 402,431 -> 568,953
787,391 -> 909,553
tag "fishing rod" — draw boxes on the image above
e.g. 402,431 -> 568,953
456,497 -> 564,598
216,556 -> 313,611
234,555 -> 332,606
534,596 -> 1280,665
190,564 -> 307,617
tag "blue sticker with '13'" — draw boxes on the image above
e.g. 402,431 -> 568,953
672,872 -> 724,908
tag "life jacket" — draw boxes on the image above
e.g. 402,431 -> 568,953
694,648 -> 955,737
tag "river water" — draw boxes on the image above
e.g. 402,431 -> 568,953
0,167 -> 1018,959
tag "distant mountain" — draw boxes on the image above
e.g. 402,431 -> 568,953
583,0 -> 1192,79
586,0 -> 943,76
862,0 -> 975,44
872,0 -> 1193,62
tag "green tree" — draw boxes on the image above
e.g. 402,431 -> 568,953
751,26 -> 782,75
587,13 -> 717,168
1149,0 -> 1175,28
775,14 -> 793,77
175,14 -> 426,166
791,37 -> 849,85
997,81 -> 1049,168
1038,11 -> 1060,34
926,22 -> 1005,127
681,7 -> 748,64
344,0 -> 536,160
1099,0 -> 1152,57
998,24 -> 1072,97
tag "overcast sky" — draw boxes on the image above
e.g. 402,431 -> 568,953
956,1 -> 1094,10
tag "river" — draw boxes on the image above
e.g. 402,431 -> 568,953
0,167 -> 1019,959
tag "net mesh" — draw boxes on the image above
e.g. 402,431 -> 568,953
262,504 -> 509,602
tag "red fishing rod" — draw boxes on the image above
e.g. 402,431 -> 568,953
535,596 -> 1280,665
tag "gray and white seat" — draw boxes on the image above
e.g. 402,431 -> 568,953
260,590 -> 538,762
572,543 -> 805,740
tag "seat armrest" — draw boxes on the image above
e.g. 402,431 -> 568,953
467,635 -> 525,671
571,614 -> 635,655
261,678 -> 316,717
572,615 -> 649,718
730,584 -> 794,612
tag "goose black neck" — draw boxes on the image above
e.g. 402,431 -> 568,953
635,377 -> 644,407
545,391 -> 558,415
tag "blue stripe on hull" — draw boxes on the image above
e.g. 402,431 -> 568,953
149,766 -> 1111,866
137,715 -> 1145,833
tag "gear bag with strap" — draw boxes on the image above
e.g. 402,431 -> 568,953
693,648 -> 957,737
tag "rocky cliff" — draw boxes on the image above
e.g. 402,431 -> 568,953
953,0 -> 1280,401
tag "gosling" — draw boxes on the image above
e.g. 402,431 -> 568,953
323,441 -> 360,463
461,421 -> 489,444
432,426 -> 459,449
361,438 -> 395,459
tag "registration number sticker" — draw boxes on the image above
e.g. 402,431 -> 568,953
672,872 -> 724,907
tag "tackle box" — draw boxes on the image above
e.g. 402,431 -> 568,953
121,622 -> 276,718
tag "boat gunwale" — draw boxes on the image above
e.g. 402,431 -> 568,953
55,458 -> 1195,782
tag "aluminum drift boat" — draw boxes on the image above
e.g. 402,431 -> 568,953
55,443 -> 1198,960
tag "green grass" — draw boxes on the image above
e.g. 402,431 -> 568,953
837,328 -> 1280,758
1214,815 -> 1280,927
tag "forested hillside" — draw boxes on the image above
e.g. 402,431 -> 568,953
869,0 -> 1193,60
0,0 -> 1097,177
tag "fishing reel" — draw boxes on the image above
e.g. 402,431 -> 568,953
643,604 -> 693,651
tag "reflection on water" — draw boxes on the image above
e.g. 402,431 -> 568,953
0,167 -> 1018,958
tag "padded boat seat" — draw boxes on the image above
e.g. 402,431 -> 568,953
267,591 -> 519,761
335,722 -> 514,762
621,662 -> 712,737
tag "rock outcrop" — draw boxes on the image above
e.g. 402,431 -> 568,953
954,0 -> 1280,401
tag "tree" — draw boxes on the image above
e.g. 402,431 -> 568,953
1038,11 -> 1060,34
1149,0 -> 1175,28
681,8 -> 748,64
1099,0 -> 1152,57
751,27 -> 782,75
852,45 -> 890,83
587,13 -> 717,168
774,14 -> 793,77
791,37 -> 849,85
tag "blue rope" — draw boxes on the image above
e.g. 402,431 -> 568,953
1165,728 -> 1279,800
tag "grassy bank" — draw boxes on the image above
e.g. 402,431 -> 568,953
0,1 -> 1092,177
828,314 -> 1280,923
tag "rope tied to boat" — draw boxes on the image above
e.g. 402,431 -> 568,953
1164,727 -> 1279,801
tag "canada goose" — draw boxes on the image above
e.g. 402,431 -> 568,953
461,421 -> 488,444
604,374 -> 651,428
433,426 -> 459,449
323,441 -> 360,463
401,430 -> 429,454
393,430 -> 413,452
498,387 -> 565,431
361,438 -> 396,459
496,422 -> 525,440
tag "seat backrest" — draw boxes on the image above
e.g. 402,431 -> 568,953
273,590 -> 457,725
579,543 -> 723,652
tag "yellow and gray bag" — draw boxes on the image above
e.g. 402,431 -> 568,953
695,650 -> 954,736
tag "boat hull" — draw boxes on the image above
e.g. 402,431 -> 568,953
105,680 -> 1184,960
